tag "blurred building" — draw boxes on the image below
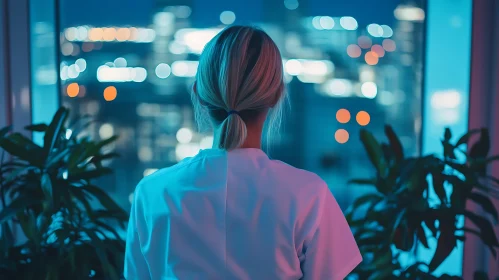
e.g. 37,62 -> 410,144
56,0 -> 426,209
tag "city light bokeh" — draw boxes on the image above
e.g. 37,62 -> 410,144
57,0 -> 425,215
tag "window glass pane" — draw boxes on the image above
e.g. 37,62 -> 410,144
419,0 -> 472,276
30,0 -> 60,145
59,0 -> 425,210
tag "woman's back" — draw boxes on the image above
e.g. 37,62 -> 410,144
125,148 -> 361,279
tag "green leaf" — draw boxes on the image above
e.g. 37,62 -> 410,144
408,171 -> 427,196
360,129 -> 388,186
474,271 -> 489,280
449,176 -> 471,211
24,124 -> 48,132
393,220 -> 414,251
429,219 -> 456,271
456,235 -> 466,242
92,209 -> 129,224
80,136 -> 119,168
353,193 -> 383,208
0,196 -> 40,224
348,178 -> 377,186
468,192 -> 498,223
485,155 -> 499,164
43,107 -> 69,157
423,216 -> 438,237
82,185 -> 124,213
0,223 -> 14,256
91,152 -> 120,163
95,135 -> 118,150
46,148 -> 71,168
68,167 -> 113,181
84,229 -> 119,280
391,209 -> 406,236
469,129 -> 490,159
416,224 -> 429,248
445,161 -> 471,177
368,264 -> 396,280
442,141 -> 457,159
411,197 -> 429,212
69,187 -> 94,218
371,249 -> 393,267
17,211 -> 38,243
0,126 -> 11,138
68,250 -> 77,272
94,220 -> 122,240
68,118 -> 96,141
0,133 -> 44,165
355,231 -> 387,246
4,165 -> 37,184
456,129 -> 481,147
384,125 -> 404,162
36,213 -> 50,234
464,227 -> 498,258
54,227 -> 72,246
444,128 -> 452,141
464,210 -> 499,247
432,172 -> 447,204
67,144 -> 87,170
350,194 -> 383,210
41,173 -> 53,205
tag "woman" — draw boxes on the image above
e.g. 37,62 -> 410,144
125,25 -> 361,280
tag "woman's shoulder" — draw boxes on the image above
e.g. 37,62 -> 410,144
269,159 -> 324,181
267,159 -> 329,194
133,155 -> 204,192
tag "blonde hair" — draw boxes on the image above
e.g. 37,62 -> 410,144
192,25 -> 286,150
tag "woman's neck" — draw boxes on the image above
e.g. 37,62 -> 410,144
212,123 -> 263,150
240,125 -> 263,149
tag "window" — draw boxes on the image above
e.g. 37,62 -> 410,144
59,0 -> 426,209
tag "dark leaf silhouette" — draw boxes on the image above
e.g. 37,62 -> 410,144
0,107 -> 125,279
349,126 -> 499,279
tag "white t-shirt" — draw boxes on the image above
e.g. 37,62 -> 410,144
124,148 -> 362,280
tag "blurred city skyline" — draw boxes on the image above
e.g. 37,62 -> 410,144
62,0 -> 404,27
55,0 -> 426,211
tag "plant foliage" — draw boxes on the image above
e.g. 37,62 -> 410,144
347,126 -> 499,280
0,107 -> 127,280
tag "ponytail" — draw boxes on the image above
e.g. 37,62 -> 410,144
217,112 -> 247,150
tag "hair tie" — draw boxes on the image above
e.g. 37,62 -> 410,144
227,110 -> 240,117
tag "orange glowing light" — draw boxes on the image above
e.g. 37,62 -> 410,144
356,111 -> 371,126
335,129 -> 349,144
88,28 -> 103,41
66,83 -> 79,97
365,51 -> 379,65
371,44 -> 385,57
103,28 -> 116,41
336,109 -> 351,124
346,44 -> 362,58
382,39 -> 396,52
116,28 -> 131,41
103,86 -> 117,101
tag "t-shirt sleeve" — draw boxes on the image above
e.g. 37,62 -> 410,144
300,182 -> 362,280
124,184 -> 151,280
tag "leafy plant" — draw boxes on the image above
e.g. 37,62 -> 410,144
0,107 -> 127,280
347,126 -> 499,280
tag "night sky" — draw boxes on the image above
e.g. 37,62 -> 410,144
61,0 -> 402,28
